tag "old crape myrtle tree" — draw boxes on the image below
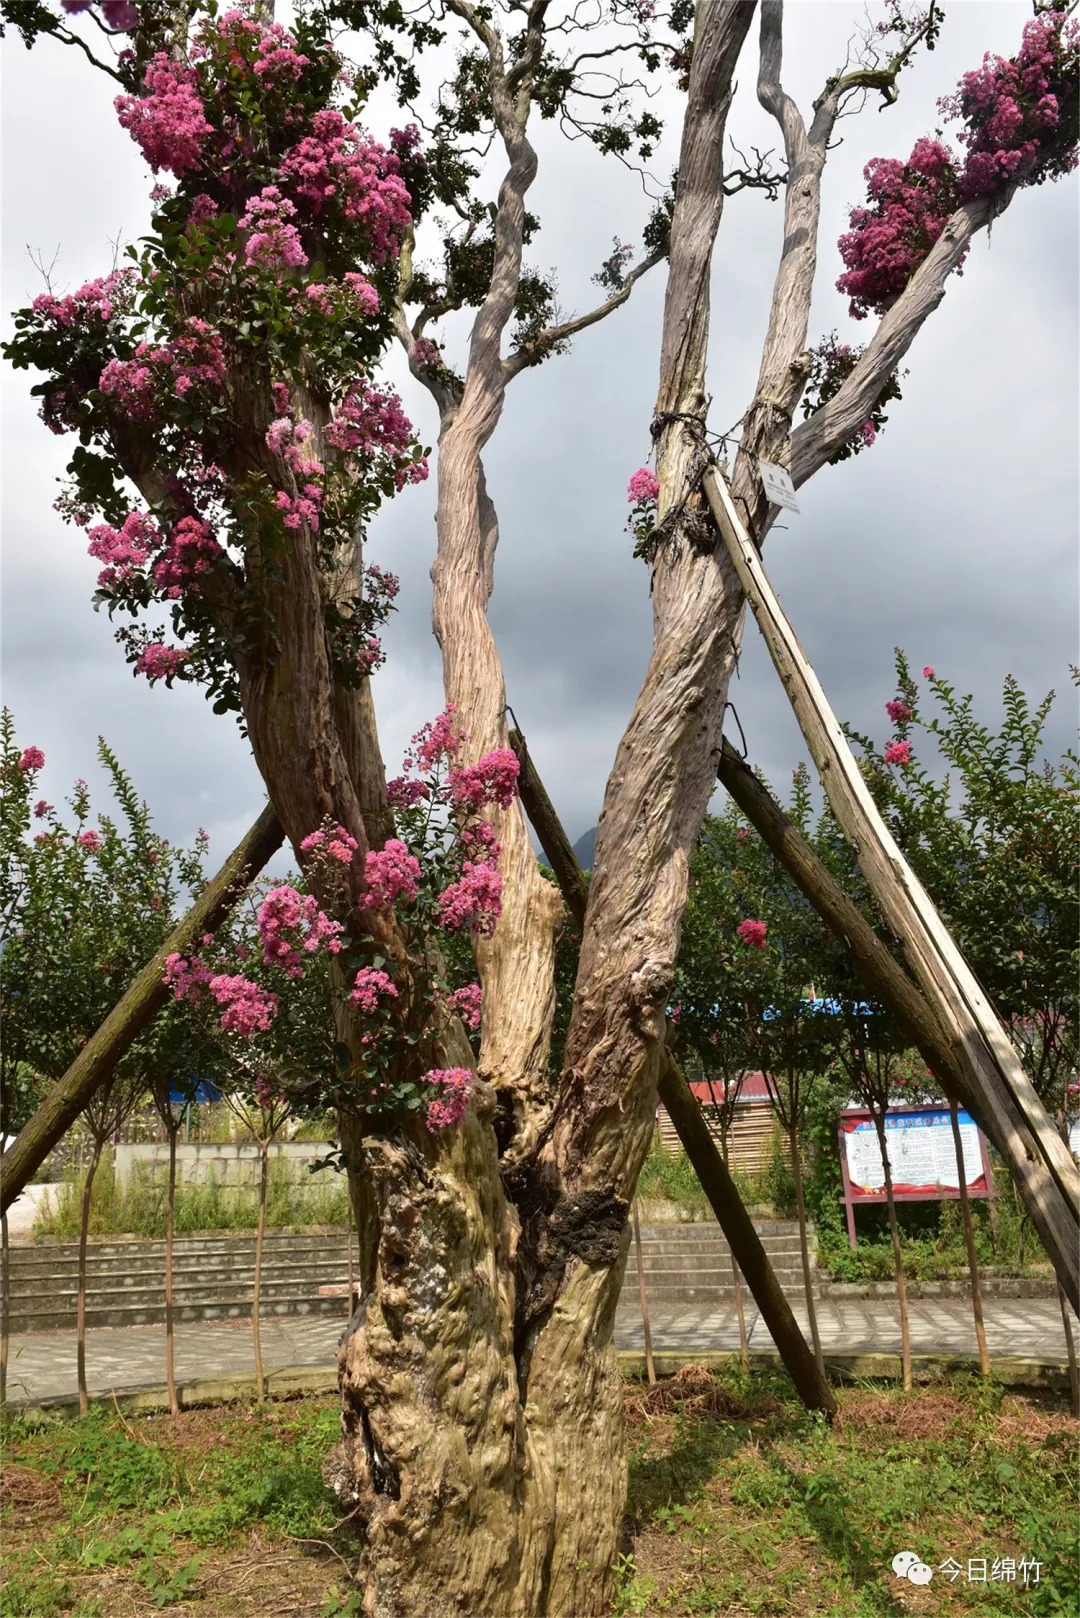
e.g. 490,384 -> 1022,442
4,0 -> 1079,1608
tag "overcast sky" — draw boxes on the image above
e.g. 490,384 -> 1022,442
2,2 -> 1076,874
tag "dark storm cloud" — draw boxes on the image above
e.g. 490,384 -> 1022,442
2,5 -> 1075,859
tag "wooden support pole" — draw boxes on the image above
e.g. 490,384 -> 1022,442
632,1200 -> 656,1385
703,464 -> 1080,1313
949,1101 -> 990,1378
658,1056 -> 837,1418
1,806 -> 285,1212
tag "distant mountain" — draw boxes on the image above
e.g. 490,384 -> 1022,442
571,825 -> 597,871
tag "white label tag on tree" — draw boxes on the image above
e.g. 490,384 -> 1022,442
758,458 -> 799,513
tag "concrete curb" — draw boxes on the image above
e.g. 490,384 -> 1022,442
10,1348 -> 1069,1420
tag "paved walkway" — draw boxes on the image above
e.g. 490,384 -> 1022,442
5,1296 -> 1076,1405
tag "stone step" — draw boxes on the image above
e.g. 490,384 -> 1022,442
12,1292 -> 352,1334
7,1269 -> 351,1315
14,1231 -> 350,1263
6,1248 -> 352,1283
624,1259 -> 807,1283
631,1239 -> 803,1261
636,1221 -> 803,1239
6,1262 -> 350,1301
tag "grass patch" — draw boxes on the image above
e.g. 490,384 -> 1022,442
33,1156 -> 351,1241
1,1372 -> 1075,1615
620,1365 -> 1078,1616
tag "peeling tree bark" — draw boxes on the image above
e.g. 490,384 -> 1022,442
507,725 -> 837,1418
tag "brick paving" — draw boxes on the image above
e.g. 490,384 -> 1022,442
5,1295 -> 1075,1405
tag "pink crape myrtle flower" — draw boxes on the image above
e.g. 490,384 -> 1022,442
87,512 -> 159,590
922,667 -> 936,680
278,109 -> 412,262
736,918 -> 767,949
351,967 -> 398,1012
163,952 -> 213,1001
363,838 -> 421,908
239,186 -> 308,270
423,1067 -> 472,1132
34,800 -> 53,818
208,974 -> 279,1036
447,748 -> 520,812
115,54 -> 213,175
410,706 -> 465,772
300,825 -> 358,864
79,829 -> 102,852
444,982 -> 483,1031
884,740 -> 912,766
153,516 -> 222,596
17,747 -> 45,771
627,467 -> 660,503
257,884 -> 343,975
436,860 -> 503,937
135,644 -> 189,682
387,776 -> 429,809
885,700 -> 913,724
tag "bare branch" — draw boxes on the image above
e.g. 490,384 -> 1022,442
503,246 -> 664,379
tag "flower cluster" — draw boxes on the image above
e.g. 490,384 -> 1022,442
436,860 -> 503,937
163,952 -> 279,1036
627,466 -> 661,561
62,0 -> 138,28
257,883 -> 343,976
115,55 -> 214,176
325,379 -> 428,491
350,966 -> 398,1012
86,512 -> 158,589
265,414 -> 325,532
300,824 -> 359,865
447,748 -> 520,812
800,332 -> 906,458
837,138 -> 960,320
135,645 -> 189,683
240,186 -> 307,270
838,13 -> 1077,319
98,320 -> 227,416
31,270 -> 136,330
736,918 -> 768,950
593,238 -> 635,292
422,1067 -> 472,1132
627,467 -> 660,503
362,839 -> 422,909
885,699 -> 913,724
278,110 -> 412,262
941,10 -> 1079,200
18,746 -> 45,772
442,981 -> 483,1032
884,740 -> 912,767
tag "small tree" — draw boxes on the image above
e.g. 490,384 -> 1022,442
849,657 -> 1080,1113
76,1073 -> 143,1412
222,1075 -> 292,1402
830,1003 -> 920,1388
